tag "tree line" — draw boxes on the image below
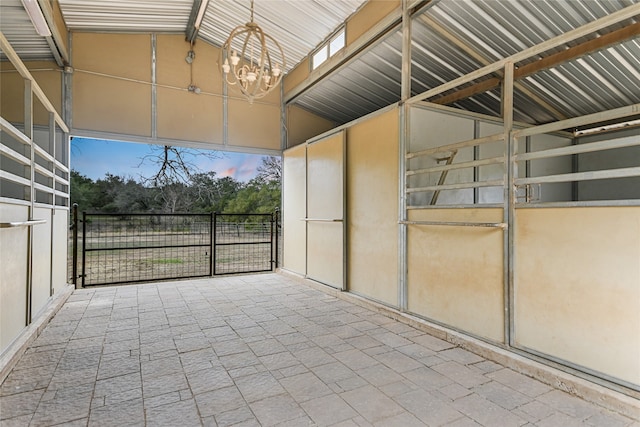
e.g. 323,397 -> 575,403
71,156 -> 281,215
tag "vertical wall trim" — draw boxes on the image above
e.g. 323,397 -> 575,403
474,120 -> 480,204
24,79 -> 34,326
342,131 -> 348,291
398,105 -> 408,312
151,34 -> 157,139
398,0 -> 411,311
401,0 -> 412,101
281,84 -> 286,150
502,62 -> 515,346
223,48 -> 229,146
63,33 -> 73,130
49,113 -> 56,297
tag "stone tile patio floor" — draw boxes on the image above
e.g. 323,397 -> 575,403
1,274 -> 637,426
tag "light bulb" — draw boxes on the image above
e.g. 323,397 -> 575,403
247,71 -> 257,82
272,64 -> 281,77
230,51 -> 240,66
222,58 -> 230,74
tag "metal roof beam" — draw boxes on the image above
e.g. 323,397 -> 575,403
185,0 -> 209,44
407,2 -> 640,105
428,19 -> 640,108
421,15 -> 566,120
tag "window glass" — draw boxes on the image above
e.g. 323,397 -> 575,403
312,47 -> 328,69
329,30 -> 345,55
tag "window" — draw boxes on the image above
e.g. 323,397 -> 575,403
312,27 -> 346,70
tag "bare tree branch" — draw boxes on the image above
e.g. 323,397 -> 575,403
137,145 -> 221,186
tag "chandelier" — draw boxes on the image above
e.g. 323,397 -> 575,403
221,0 -> 286,103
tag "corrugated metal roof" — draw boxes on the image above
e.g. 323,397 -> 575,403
1,0 -> 365,73
2,0 -> 639,128
293,0 -> 640,126
0,0 -> 54,61
199,0 -> 364,71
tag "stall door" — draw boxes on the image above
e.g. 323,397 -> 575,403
306,132 -> 345,289
282,144 -> 307,275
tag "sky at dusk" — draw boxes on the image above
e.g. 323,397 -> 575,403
71,137 -> 266,183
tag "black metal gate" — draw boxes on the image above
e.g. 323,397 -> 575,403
213,213 -> 276,275
71,208 -> 279,287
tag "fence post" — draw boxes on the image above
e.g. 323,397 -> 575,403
270,212 -> 275,271
209,212 -> 214,276
81,211 -> 86,288
212,212 -> 217,276
274,209 -> 279,270
71,203 -> 78,288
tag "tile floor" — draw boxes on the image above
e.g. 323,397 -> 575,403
0,274 -> 637,426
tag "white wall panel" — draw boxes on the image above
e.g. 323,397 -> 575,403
282,144 -> 307,275
0,204 -> 29,353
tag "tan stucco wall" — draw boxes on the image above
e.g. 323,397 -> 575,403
347,108 -> 398,306
407,208 -> 505,343
515,207 -> 640,385
287,105 -> 335,148
155,34 -> 223,143
73,33 -> 152,136
71,32 -> 280,150
1,61 -> 62,126
346,0 -> 399,45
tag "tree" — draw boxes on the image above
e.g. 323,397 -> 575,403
226,177 -> 280,214
138,145 -> 220,186
255,156 -> 282,183
70,170 -> 99,213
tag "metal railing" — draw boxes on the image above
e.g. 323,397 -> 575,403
70,209 -> 281,287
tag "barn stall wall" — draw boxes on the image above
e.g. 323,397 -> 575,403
283,101 -> 640,393
0,43 -> 71,369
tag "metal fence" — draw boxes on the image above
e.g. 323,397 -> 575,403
214,213 -> 275,275
70,208 -> 280,287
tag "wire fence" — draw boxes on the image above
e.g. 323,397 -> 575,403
69,210 -> 280,287
214,213 -> 274,275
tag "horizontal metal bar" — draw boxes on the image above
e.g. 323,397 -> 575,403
0,219 -> 47,228
0,117 -> 31,145
85,213 -> 211,218
34,144 -> 55,163
54,189 -> 69,198
399,220 -> 507,228
34,182 -> 53,194
515,135 -> 640,162
35,163 -> 55,178
513,103 -> 640,138
407,203 -> 505,209
55,175 -> 70,186
515,166 -> 640,186
83,272 -> 211,287
301,218 -> 344,222
216,213 -> 273,217
407,179 -> 503,193
214,267 -> 273,276
516,200 -> 640,208
0,143 -> 30,166
407,133 -> 503,159
56,162 -> 70,174
85,243 -> 210,252
215,241 -> 271,246
0,170 -> 31,187
407,156 -> 504,176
